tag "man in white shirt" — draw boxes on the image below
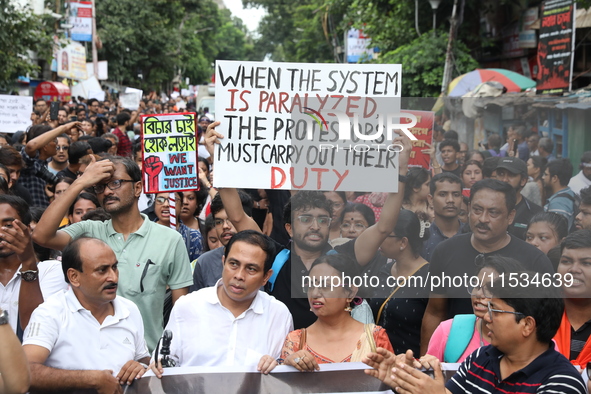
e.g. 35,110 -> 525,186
0,194 -> 67,335
23,237 -> 151,393
569,151 -> 591,195
151,230 -> 293,376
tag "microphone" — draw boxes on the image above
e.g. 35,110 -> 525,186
160,330 -> 176,368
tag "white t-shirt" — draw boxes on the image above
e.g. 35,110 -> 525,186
161,280 -> 293,367
23,288 -> 150,375
0,260 -> 67,332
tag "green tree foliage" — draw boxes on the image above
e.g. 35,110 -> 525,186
379,33 -> 478,97
0,0 -> 52,90
96,0 -> 255,89
246,0 -> 346,63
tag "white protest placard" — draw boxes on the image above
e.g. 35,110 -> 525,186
0,95 -> 32,133
214,60 -> 405,192
88,90 -> 105,101
120,92 -> 141,110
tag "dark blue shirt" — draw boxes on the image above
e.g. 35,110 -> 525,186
420,220 -> 463,262
447,344 -> 586,394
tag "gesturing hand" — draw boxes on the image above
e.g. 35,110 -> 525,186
144,156 -> 164,192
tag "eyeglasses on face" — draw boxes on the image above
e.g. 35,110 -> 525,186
487,301 -> 524,322
296,215 -> 332,227
340,222 -> 367,231
56,145 -> 69,151
93,179 -> 135,194
214,218 -> 232,227
155,196 -> 168,204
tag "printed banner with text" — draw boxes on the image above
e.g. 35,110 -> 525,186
215,61 -> 407,192
536,0 -> 575,94
406,110 -> 434,169
141,112 -> 198,193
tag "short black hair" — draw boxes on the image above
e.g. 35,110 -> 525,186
528,212 -> 568,243
68,141 -> 92,165
429,172 -> 463,195
580,186 -> 591,206
62,237 -> 100,283
68,192 -> 100,216
439,139 -> 460,152
106,156 -> 141,182
539,137 -> 554,154
27,124 -> 52,142
546,158 -> 573,187
87,98 -> 99,107
284,191 -> 333,225
482,157 -> 500,178
487,133 -> 502,150
470,178 -> 517,212
116,112 -> 131,126
490,274 -> 563,344
224,230 -> 276,274
0,194 -> 31,225
341,203 -> 375,227
310,253 -> 361,299
0,145 -> 23,167
210,190 -> 253,218
560,229 -> 591,253
443,130 -> 458,141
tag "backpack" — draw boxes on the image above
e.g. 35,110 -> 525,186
554,191 -> 581,233
443,314 -> 477,363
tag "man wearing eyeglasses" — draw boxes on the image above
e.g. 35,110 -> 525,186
203,122 -> 414,329
421,179 -> 554,355
32,156 -> 193,353
47,135 -> 70,175
366,281 -> 586,394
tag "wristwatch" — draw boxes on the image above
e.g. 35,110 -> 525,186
0,310 -> 8,325
20,270 -> 39,282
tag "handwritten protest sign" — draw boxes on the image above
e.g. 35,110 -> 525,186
214,60 -> 407,192
0,95 -> 32,133
141,112 -> 198,193
406,110 -> 434,169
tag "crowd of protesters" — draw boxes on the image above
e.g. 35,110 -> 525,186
0,93 -> 590,394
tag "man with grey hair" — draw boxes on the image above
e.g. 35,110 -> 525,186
538,137 -> 555,162
569,151 -> 591,195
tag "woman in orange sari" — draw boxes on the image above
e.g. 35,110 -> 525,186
280,254 -> 393,371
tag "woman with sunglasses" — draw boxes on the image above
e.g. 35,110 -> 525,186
426,256 -> 526,363
280,254 -> 393,371
153,193 -> 204,261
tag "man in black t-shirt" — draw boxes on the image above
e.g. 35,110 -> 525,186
420,179 -> 554,355
495,157 -> 542,240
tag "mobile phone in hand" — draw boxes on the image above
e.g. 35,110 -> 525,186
50,102 -> 59,121
512,139 -> 518,155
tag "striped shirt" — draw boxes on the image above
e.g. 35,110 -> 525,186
446,344 -> 586,394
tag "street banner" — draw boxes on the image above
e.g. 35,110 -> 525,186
0,95 -> 32,133
57,42 -> 88,80
69,0 -> 93,42
346,28 -> 375,63
215,60 -> 410,193
140,112 -> 199,193
128,363 -> 460,393
537,0 -> 576,94
406,110 -> 434,169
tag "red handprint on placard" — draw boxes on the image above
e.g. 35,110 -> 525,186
144,155 -> 164,192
